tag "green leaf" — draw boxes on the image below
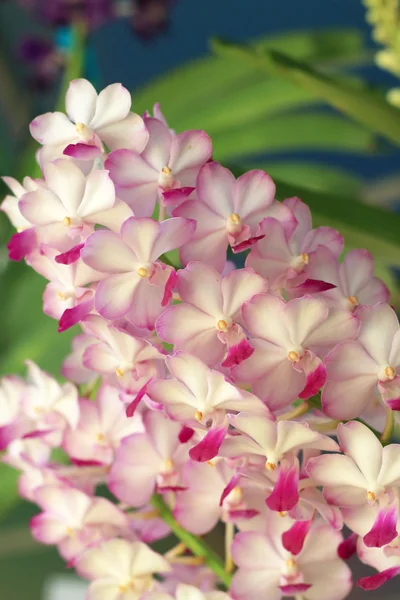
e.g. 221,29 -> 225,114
212,39 -> 400,146
175,78 -> 315,134
133,28 -> 367,124
250,161 -> 362,197
0,465 -> 20,520
213,113 -> 375,161
0,265 -> 76,378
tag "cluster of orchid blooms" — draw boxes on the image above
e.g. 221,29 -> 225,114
2,77 -> 400,600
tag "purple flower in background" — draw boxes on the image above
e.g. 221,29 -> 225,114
19,36 -> 63,90
131,0 -> 175,39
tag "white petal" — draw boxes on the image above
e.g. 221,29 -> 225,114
78,170 -> 116,219
90,83 -> 131,130
177,262 -> 223,316
357,304 -> 399,364
222,268 -> 267,319
66,78 -> 97,124
196,162 -> 235,217
285,296 -> 328,346
338,421 -> 382,485
44,159 -> 86,215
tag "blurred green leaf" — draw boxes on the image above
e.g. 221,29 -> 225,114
213,113 -> 375,161
0,265 -> 76,377
212,39 -> 400,146
251,161 -> 362,197
0,465 -> 20,519
133,28 -> 367,124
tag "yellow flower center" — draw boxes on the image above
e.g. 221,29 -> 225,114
288,350 -> 300,363
63,216 -> 71,227
195,410 -> 204,422
229,213 -> 241,224
216,319 -> 229,332
137,267 -> 149,278
265,461 -> 277,471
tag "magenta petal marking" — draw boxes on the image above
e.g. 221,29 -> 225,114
220,475 -> 241,506
363,505 -> 398,548
7,228 -> 36,261
338,533 -> 358,560
266,461 -> 299,512
58,296 -> 94,332
387,397 -> 400,411
228,509 -> 259,520
299,362 -> 327,399
357,567 -> 400,591
293,278 -> 336,294
189,426 -> 227,462
161,269 -> 177,307
125,380 -> 151,417
279,584 -> 312,594
231,234 -> 265,253
157,485 -> 188,493
221,339 -> 254,368
23,428 -> 55,439
178,426 -> 194,443
63,143 -> 101,160
70,458 -> 104,467
162,187 -> 195,205
282,519 -> 312,555
55,243 -> 85,265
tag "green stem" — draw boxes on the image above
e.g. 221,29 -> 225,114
381,407 -> 395,445
306,394 -> 382,439
57,21 -> 88,112
150,494 -> 232,589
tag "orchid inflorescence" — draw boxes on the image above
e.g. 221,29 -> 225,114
2,77 -> 400,600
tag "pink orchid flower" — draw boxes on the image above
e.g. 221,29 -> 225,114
27,245 -> 104,323
173,163 -> 293,273
357,537 -> 400,591
63,384 -> 144,466
322,303 -> 400,418
0,376 -> 30,451
145,353 -> 268,462
230,515 -> 352,600
307,421 -> 400,549
160,564 -> 218,595
106,116 -> 212,217
31,484 -> 129,561
1,175 -> 42,231
62,333 -> 99,385
232,294 -> 359,411
108,410 -> 190,507
80,216 -> 195,326
81,315 -> 165,394
173,460 -> 260,535
246,197 -> 343,294
22,361 -> 79,444
221,413 -> 338,512
76,538 -> 170,599
304,247 -> 389,310
30,78 -> 149,163
146,584 -> 231,600
13,158 -> 132,261
156,262 -> 267,367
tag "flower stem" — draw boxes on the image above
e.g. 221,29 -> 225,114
381,407 -> 394,445
150,493 -> 233,589
57,21 -> 88,111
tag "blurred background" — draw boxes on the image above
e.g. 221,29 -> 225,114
1,0 -> 400,598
